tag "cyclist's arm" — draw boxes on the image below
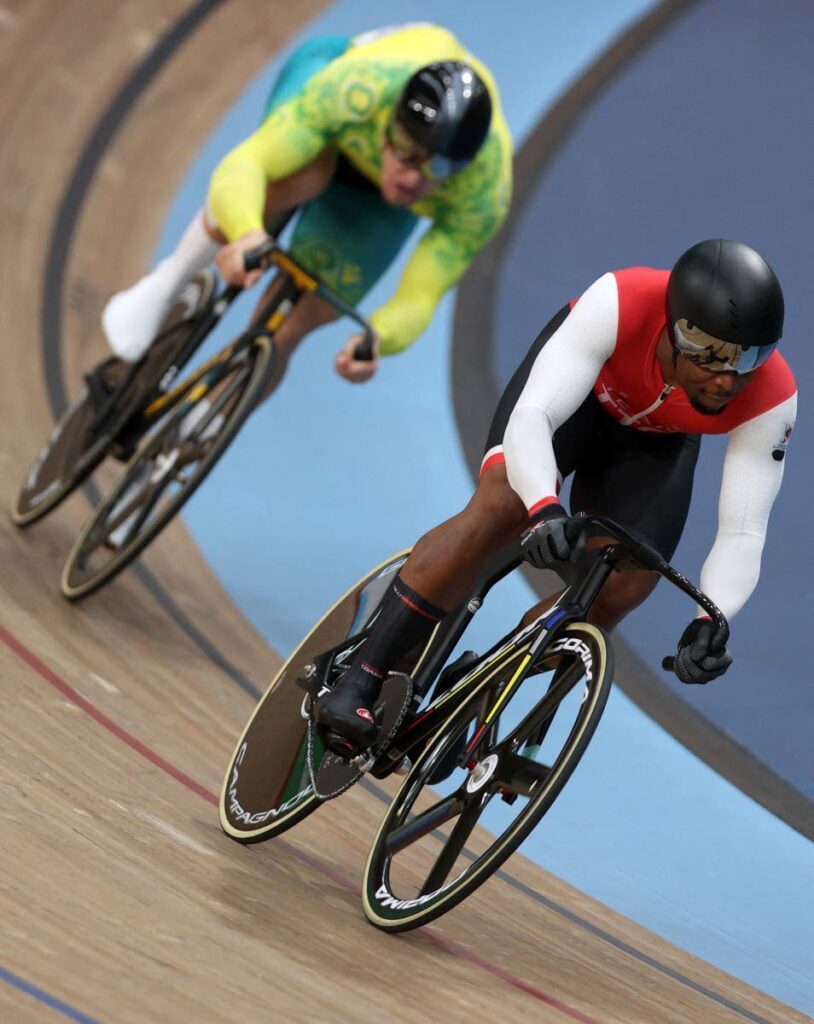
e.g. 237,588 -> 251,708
372,171 -> 510,353
503,272 -> 619,512
699,393 -> 797,621
208,86 -> 336,241
371,224 -> 471,354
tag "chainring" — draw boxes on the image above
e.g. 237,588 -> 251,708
306,673 -> 413,801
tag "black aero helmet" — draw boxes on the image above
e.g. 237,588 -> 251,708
395,61 -> 492,166
667,239 -> 784,372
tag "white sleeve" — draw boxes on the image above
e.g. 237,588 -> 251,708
503,272 -> 619,511
699,392 -> 797,621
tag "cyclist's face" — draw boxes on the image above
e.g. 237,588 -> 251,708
658,327 -> 755,414
675,351 -> 756,414
380,142 -> 440,207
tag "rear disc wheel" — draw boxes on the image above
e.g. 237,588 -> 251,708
219,551 -> 411,843
13,391 -> 110,526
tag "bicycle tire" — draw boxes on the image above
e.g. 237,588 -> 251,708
12,392 -> 112,527
14,271 -> 217,528
219,550 -> 411,844
362,621 -> 613,932
60,334 -> 273,600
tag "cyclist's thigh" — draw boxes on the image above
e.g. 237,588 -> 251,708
288,177 -> 418,306
571,418 -> 701,559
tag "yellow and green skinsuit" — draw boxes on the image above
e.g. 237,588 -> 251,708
208,23 -> 513,354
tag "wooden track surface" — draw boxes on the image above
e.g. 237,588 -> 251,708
0,2 -> 808,1021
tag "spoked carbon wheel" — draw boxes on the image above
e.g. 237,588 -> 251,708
13,389 -> 111,526
363,622 -> 613,932
61,335 -> 273,599
219,551 -> 410,843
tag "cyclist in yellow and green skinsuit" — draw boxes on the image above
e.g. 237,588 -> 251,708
99,22 -> 513,393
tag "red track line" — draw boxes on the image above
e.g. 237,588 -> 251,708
1,623 -> 602,1024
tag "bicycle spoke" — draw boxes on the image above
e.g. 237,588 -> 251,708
82,455 -> 174,555
384,793 -> 466,855
499,659 -> 584,753
206,362 -> 251,422
97,438 -> 202,551
365,621 -> 613,929
419,791 -> 490,896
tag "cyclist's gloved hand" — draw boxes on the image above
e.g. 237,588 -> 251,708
520,502 -> 585,570
674,618 -> 732,684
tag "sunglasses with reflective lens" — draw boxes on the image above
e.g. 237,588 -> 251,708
672,320 -> 777,375
385,120 -> 471,181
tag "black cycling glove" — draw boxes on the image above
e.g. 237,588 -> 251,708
520,502 -> 585,570
674,618 -> 732,685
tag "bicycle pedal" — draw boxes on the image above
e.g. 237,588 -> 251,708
323,731 -> 365,760
295,663 -> 323,698
351,752 -> 376,772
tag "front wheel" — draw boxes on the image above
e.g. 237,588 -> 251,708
60,335 -> 273,600
362,622 -> 613,932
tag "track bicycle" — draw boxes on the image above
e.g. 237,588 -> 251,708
13,237 -> 374,599
219,513 -> 727,931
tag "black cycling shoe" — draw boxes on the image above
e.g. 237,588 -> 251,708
314,676 -> 381,750
84,356 -> 130,415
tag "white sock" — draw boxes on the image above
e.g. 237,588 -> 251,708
153,210 -> 222,294
102,210 -> 221,362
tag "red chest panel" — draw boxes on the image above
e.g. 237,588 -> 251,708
580,267 -> 796,434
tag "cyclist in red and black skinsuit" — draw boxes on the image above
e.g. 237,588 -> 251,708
316,239 -> 797,748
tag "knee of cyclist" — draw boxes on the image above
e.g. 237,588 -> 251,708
274,299 -> 336,358
271,327 -> 303,360
468,480 -> 528,544
591,572 -> 658,630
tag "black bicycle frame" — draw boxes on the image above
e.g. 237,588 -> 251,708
87,233 -> 376,441
359,513 -> 728,771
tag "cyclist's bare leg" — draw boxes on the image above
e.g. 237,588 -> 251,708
397,459 -> 660,628
400,463 -> 530,611
316,464 -> 529,741
251,282 -> 339,398
203,265 -> 339,417
251,146 -> 341,395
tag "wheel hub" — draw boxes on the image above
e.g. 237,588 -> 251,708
466,752 -> 499,793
